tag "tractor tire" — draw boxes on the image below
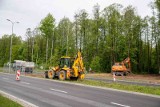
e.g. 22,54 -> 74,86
123,72 -> 127,76
78,73 -> 85,80
48,70 -> 55,79
58,70 -> 66,81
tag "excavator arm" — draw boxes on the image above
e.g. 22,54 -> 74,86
123,57 -> 131,72
72,51 -> 84,77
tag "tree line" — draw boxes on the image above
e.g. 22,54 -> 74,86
0,1 -> 160,74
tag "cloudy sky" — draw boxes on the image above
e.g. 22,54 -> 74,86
0,0 -> 153,39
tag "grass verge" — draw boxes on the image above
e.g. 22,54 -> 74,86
0,94 -> 22,107
0,67 -> 3,72
73,80 -> 160,96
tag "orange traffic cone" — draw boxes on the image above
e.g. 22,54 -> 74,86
16,70 -> 21,81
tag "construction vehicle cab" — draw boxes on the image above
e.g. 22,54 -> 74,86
45,51 -> 85,80
59,57 -> 74,68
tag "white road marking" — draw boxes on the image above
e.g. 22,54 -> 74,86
21,82 -> 30,85
2,77 -> 8,80
50,88 -> 68,94
111,102 -> 130,107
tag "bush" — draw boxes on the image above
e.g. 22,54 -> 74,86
90,56 -> 101,73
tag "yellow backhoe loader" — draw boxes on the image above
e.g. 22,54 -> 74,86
45,51 -> 85,80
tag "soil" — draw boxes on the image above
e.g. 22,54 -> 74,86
25,73 -> 44,78
25,72 -> 160,84
86,73 -> 160,84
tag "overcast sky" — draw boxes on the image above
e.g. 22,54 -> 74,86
0,0 -> 153,39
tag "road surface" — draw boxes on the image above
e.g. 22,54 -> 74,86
0,73 -> 160,107
29,71 -> 160,87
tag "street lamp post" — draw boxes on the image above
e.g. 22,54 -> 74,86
7,19 -> 19,73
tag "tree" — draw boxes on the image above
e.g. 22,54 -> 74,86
0,3 -> 159,74
39,13 -> 55,67
155,0 -> 160,74
0,35 -> 10,66
93,3 -> 100,55
25,28 -> 32,61
56,17 -> 75,56
101,3 -> 123,72
0,34 -> 23,66
77,9 -> 88,53
11,35 -> 23,60
90,56 -> 101,72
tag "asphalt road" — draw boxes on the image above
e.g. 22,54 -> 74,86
32,71 -> 160,87
0,73 -> 160,107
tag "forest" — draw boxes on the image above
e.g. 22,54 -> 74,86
0,1 -> 160,74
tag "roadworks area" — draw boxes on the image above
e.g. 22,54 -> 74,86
25,72 -> 160,86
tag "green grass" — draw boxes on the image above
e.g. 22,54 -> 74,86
0,94 -> 22,107
72,80 -> 160,96
0,67 -> 3,72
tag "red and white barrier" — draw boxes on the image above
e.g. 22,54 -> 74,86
16,70 -> 21,81
113,73 -> 116,81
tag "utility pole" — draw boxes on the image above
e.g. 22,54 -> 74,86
7,19 -> 19,73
